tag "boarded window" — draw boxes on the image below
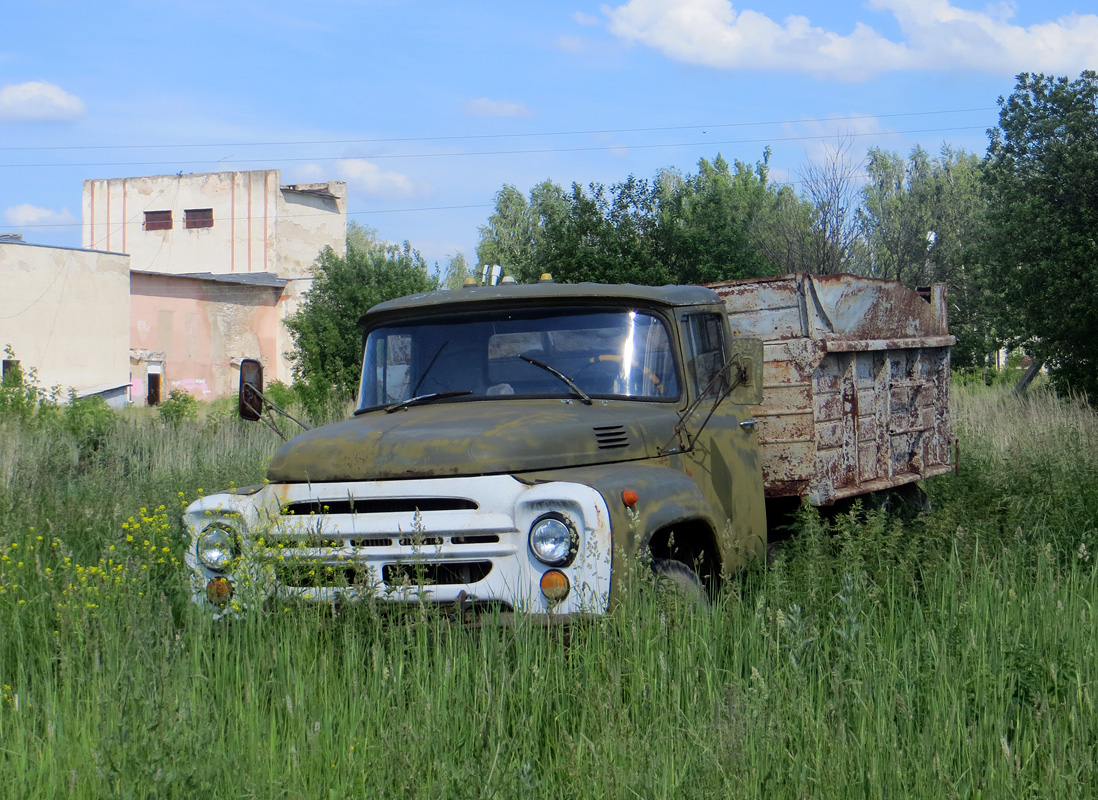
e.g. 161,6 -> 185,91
184,208 -> 214,229
144,210 -> 172,231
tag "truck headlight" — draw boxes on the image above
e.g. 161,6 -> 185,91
529,513 -> 578,567
197,524 -> 237,571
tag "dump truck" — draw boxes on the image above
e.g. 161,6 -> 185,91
183,272 -> 954,617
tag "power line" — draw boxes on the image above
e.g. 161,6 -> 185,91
0,124 -> 988,170
0,107 -> 996,153
0,203 -> 496,230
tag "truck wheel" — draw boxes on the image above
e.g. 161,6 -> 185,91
652,558 -> 708,608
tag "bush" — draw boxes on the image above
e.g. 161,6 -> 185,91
63,393 -> 116,458
264,380 -> 298,409
0,346 -> 59,422
158,389 -> 198,425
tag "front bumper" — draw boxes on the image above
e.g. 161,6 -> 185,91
183,475 -> 612,616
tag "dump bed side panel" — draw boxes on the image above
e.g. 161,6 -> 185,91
711,273 -> 954,505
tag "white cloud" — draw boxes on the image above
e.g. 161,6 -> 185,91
291,163 -> 327,182
3,204 -> 78,228
602,0 -> 1098,80
557,35 -> 588,53
0,81 -> 86,121
464,97 -> 533,117
572,11 -> 601,26
334,159 -> 423,200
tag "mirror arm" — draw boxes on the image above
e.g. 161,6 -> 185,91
661,354 -> 745,455
243,386 -> 311,440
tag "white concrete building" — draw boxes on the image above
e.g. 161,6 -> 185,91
80,170 -> 347,402
81,170 -> 347,278
0,239 -> 131,405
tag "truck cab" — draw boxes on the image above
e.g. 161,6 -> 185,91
184,280 -> 767,617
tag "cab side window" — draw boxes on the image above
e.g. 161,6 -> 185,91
686,314 -> 728,398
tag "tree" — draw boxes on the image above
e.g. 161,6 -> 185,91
798,136 -> 865,275
476,180 -> 569,283
983,71 -> 1098,396
858,145 -> 991,365
748,182 -> 820,275
285,224 -> 436,398
476,154 -> 782,287
475,185 -> 539,282
441,251 -> 471,290
660,154 -> 779,284
859,145 -> 984,285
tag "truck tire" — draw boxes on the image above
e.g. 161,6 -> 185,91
652,558 -> 708,608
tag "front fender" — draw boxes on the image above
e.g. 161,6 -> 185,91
520,462 -> 727,599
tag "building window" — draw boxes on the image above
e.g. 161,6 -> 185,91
184,208 -> 214,229
144,210 -> 173,231
1,359 -> 20,385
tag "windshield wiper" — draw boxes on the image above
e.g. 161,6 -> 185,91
384,390 -> 472,414
520,354 -> 592,405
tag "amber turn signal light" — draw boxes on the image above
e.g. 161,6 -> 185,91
622,489 -> 639,507
206,576 -> 233,607
540,569 -> 570,602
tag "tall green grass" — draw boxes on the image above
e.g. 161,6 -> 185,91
0,384 -> 1095,798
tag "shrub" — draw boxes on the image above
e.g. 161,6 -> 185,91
158,389 -> 198,425
63,393 -> 117,458
264,380 -> 298,410
0,346 -> 59,422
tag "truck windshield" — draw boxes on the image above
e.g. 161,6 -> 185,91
357,307 -> 681,412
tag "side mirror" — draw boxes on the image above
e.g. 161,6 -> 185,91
727,337 -> 763,406
239,359 -> 264,421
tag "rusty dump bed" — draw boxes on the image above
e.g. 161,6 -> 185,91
710,273 -> 955,506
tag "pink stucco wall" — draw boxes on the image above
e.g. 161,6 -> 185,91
130,272 -> 285,402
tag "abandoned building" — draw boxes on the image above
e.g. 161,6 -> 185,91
0,237 -> 131,406
1,169 -> 346,406
83,169 -> 347,403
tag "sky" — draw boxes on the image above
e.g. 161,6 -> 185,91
3,0 -> 1098,271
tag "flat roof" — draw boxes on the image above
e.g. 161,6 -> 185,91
130,270 -> 289,288
281,184 -> 340,200
0,238 -> 128,257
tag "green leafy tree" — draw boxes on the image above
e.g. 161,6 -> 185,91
477,154 -> 781,287
475,185 -> 538,282
441,251 -> 471,290
749,183 -> 820,275
476,181 -> 568,283
983,71 -> 1098,396
285,224 -> 436,399
660,154 -> 777,284
859,145 -> 991,365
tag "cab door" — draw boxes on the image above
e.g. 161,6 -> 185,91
679,311 -> 767,569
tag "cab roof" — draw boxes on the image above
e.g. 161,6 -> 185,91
359,281 -> 721,326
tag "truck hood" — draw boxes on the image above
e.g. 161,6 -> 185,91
266,401 -> 681,483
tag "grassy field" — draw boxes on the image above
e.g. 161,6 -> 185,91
0,384 -> 1095,798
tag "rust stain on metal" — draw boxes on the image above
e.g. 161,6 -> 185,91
713,273 -> 954,506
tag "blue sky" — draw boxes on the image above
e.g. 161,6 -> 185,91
3,0 -> 1097,270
